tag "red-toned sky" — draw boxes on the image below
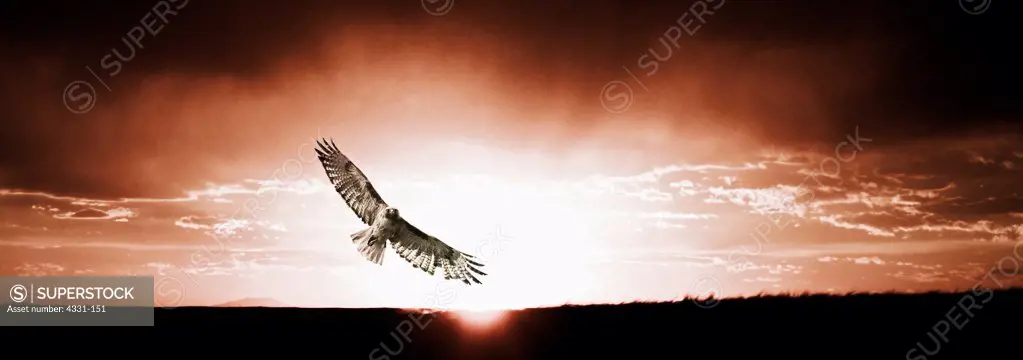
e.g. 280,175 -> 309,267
1,0 -> 1021,308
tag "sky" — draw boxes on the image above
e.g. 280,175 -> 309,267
0,0 -> 1021,309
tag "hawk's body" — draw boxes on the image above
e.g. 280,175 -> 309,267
314,138 -> 485,285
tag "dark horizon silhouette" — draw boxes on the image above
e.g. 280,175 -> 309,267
153,289 -> 1022,359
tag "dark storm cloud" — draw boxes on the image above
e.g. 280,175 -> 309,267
0,0 -> 1019,198
0,0 -> 396,199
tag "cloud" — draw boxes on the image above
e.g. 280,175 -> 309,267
670,180 -> 701,197
890,271 -> 948,283
174,215 -> 221,230
213,219 -> 253,238
725,260 -> 804,276
0,189 -> 195,205
638,212 -> 719,220
145,249 -> 355,278
705,185 -> 811,217
745,277 -> 782,283
817,215 -> 895,237
852,257 -> 885,265
575,161 -> 778,203
30,204 -> 60,213
245,178 -> 328,196
175,215 -> 253,238
15,263 -> 66,276
968,152 -> 996,165
52,207 -> 137,221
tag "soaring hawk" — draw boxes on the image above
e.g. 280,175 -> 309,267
314,138 -> 486,285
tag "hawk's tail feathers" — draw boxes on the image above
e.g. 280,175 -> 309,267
351,228 -> 386,265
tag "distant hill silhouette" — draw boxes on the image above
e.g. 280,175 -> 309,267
212,297 -> 292,308
154,290 -> 1022,359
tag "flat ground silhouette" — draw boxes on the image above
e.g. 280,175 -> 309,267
153,289 -> 1022,359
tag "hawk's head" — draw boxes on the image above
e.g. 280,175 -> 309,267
384,207 -> 400,220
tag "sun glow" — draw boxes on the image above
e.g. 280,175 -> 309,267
271,145 -> 616,308
357,168 -> 608,309
453,309 -> 508,330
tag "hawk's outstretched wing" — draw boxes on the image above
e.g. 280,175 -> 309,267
391,220 -> 486,285
314,138 -> 388,226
